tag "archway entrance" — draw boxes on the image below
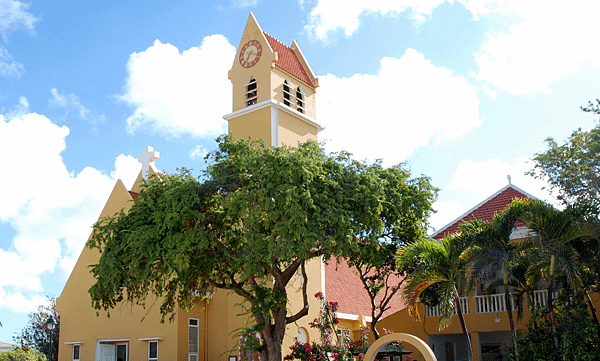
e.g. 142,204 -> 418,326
363,333 -> 437,361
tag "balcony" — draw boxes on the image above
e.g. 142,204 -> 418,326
425,290 -> 550,317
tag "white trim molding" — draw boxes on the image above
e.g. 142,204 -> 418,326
223,99 -> 324,132
64,341 -> 85,345
337,313 -> 372,322
138,337 -> 164,341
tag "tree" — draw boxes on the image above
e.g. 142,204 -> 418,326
397,234 -> 474,361
87,136 -> 433,361
347,165 -> 437,339
0,348 -> 46,361
528,101 -> 600,215
13,297 -> 58,361
520,200 -> 597,348
465,199 -> 529,361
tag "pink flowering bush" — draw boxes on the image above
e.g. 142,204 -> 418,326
285,293 -> 367,361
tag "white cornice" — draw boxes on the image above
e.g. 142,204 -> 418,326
223,99 -> 324,132
64,341 -> 85,344
337,313 -> 372,322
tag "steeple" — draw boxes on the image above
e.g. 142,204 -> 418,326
224,13 -> 323,147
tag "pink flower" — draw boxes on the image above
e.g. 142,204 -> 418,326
408,357 -> 412,360
314,292 -> 323,299
303,344 -> 310,348
324,340 -> 331,345
358,353 -> 365,357
335,319 -> 340,324
307,348 -> 312,352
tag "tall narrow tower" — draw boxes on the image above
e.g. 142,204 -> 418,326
224,13 -> 323,147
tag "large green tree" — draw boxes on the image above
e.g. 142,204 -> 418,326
528,100 -> 600,215
87,136 -> 435,361
347,165 -> 437,339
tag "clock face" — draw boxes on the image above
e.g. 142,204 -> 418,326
239,40 -> 262,68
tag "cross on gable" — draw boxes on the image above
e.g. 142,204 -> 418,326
138,146 -> 160,181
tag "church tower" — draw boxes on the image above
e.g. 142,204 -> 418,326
224,13 -> 323,146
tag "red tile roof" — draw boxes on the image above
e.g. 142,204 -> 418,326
263,32 -> 315,87
433,185 -> 533,240
129,191 -> 139,201
324,258 -> 406,318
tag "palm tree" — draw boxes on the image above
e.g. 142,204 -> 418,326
397,234 -> 474,361
520,200 -> 597,348
463,199 -> 528,361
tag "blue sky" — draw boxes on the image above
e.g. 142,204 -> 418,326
0,0 -> 598,343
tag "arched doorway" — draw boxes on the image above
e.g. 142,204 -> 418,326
363,333 -> 437,361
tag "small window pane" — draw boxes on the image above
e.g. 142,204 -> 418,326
73,345 -> 80,361
149,341 -> 158,360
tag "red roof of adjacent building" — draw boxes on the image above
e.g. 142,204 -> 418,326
263,32 -> 315,88
324,258 -> 406,318
433,184 -> 535,240
129,191 -> 139,201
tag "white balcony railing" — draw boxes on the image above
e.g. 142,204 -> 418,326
475,293 -> 517,313
426,297 -> 470,317
425,290 -> 557,317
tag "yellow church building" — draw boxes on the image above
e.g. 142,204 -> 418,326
55,14 -> 395,361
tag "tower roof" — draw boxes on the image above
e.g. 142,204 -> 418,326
432,183 -> 536,239
263,32 -> 315,88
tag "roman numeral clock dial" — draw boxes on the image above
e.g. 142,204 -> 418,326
239,40 -> 262,68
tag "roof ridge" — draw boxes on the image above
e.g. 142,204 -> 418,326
432,183 -> 534,238
263,31 -> 287,48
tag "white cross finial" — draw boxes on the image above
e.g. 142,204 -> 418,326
138,146 -> 160,181
507,174 -> 512,185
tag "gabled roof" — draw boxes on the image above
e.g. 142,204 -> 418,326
432,183 -> 536,240
263,32 -> 315,88
324,258 -> 406,319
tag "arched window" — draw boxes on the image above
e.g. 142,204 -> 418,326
246,77 -> 257,107
296,87 -> 304,113
283,80 -> 292,107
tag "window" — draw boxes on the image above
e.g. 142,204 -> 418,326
296,87 -> 304,113
245,78 -> 257,107
189,318 -> 199,361
72,345 -> 80,361
116,344 -> 127,361
283,80 -> 292,107
149,341 -> 158,361
336,329 -> 350,345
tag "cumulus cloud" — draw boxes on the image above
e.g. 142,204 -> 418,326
120,35 -> 235,138
318,49 -> 481,165
429,157 -> 560,232
305,0 -> 446,40
305,1 -> 598,95
0,0 -> 39,42
474,1 -> 600,95
0,109 -> 141,314
49,88 -> 106,124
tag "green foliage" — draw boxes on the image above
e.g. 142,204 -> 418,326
0,348 -> 46,361
528,103 -> 600,215
88,136 -> 431,361
509,294 -> 600,361
13,297 -> 58,361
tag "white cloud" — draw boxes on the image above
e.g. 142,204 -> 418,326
305,0 -> 446,40
318,49 -> 481,165
49,88 -> 106,124
429,200 -> 463,233
231,0 -> 258,8
0,0 -> 39,42
0,109 -> 143,313
445,157 -> 558,203
189,145 -> 208,161
120,35 -> 235,138
0,46 -> 23,78
474,1 -> 600,95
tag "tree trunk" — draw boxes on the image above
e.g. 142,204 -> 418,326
547,262 -> 559,349
504,283 -> 519,361
455,295 -> 473,361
